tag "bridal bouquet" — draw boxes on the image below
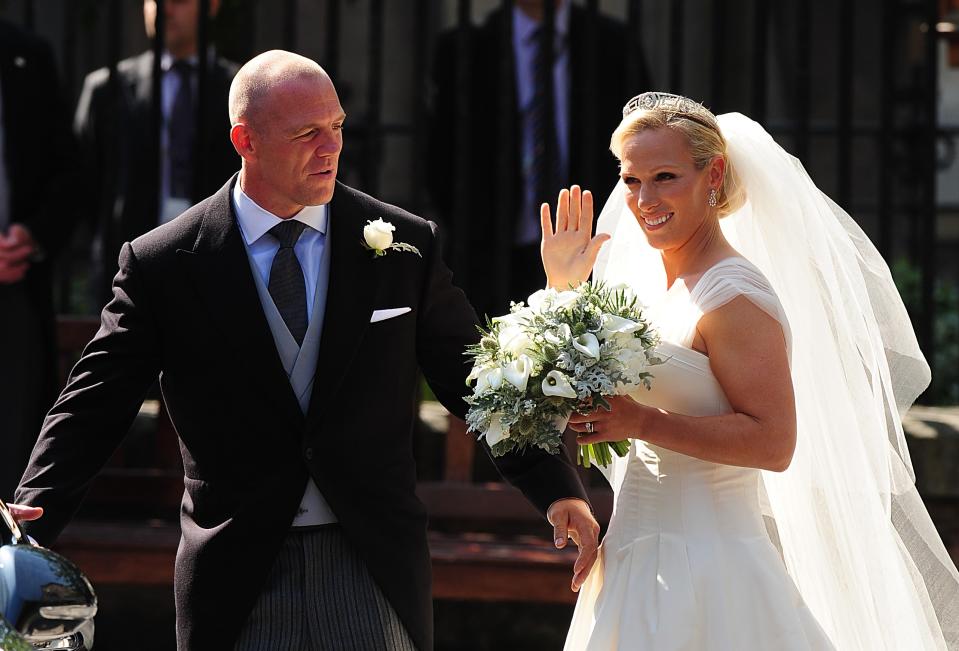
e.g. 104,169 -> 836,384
465,282 -> 661,467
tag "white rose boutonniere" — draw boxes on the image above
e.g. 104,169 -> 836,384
362,218 -> 422,259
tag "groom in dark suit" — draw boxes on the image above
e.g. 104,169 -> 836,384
12,50 -> 598,650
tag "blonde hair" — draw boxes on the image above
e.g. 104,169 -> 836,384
609,100 -> 745,218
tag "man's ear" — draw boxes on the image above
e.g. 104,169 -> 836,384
230,123 -> 255,162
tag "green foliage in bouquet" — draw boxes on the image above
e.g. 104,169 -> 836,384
464,282 -> 661,468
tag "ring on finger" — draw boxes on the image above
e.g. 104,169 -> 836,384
585,422 -> 594,434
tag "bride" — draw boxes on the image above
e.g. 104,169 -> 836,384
541,92 -> 959,650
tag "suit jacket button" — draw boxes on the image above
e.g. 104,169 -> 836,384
305,447 -> 314,460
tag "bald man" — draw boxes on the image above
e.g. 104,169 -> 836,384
11,51 -> 597,650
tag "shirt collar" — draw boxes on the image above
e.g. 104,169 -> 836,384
232,181 -> 329,246
513,0 -> 570,44
160,51 -> 198,72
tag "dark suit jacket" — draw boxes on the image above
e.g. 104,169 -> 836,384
0,20 -> 79,419
15,177 -> 589,650
428,5 -> 652,318
73,50 -> 239,300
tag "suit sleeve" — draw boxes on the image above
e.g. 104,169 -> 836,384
14,243 -> 162,544
416,222 -> 589,518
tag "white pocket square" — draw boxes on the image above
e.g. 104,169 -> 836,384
370,307 -> 412,323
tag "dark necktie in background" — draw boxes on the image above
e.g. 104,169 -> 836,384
169,60 -> 196,199
530,26 -> 562,211
268,220 -> 309,345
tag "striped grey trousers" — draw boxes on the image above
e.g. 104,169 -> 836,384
234,526 -> 417,651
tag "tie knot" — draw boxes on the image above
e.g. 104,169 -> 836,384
270,220 -> 308,248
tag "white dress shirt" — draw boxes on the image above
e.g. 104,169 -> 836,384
513,0 -> 571,246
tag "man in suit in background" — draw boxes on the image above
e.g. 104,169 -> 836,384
0,20 -> 78,501
428,0 -> 652,319
74,0 -> 238,303
12,50 -> 599,650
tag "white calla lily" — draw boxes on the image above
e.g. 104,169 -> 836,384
472,368 -> 492,395
573,332 -> 601,359
552,290 -> 580,311
603,314 -> 642,334
542,370 -> 578,399
526,289 -> 553,312
473,367 -> 505,395
503,355 -> 533,392
484,414 -> 510,447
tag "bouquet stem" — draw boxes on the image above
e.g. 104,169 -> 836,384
577,439 -> 631,468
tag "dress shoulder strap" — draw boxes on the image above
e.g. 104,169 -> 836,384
691,257 -> 792,349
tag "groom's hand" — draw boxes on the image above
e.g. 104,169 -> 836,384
547,497 -> 600,592
7,503 -> 43,522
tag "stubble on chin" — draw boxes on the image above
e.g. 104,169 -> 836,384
298,181 -> 335,207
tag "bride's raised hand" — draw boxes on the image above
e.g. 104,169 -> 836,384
541,185 -> 611,290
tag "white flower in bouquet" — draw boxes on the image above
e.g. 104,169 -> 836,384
544,323 -> 572,346
601,314 -> 644,337
485,414 -> 510,446
464,281 -> 662,468
469,366 -> 504,395
542,370 -> 578,398
498,323 -> 534,358
504,355 -> 534,392
572,333 -> 601,359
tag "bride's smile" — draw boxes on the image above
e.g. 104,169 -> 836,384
639,211 -> 672,228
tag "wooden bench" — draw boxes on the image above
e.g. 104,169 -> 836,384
51,317 -> 614,605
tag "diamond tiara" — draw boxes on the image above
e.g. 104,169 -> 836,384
622,92 -> 718,129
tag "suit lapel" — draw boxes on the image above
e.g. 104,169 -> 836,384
177,176 -> 305,433
305,183 -> 379,432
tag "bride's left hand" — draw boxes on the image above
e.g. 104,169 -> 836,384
569,395 -> 651,443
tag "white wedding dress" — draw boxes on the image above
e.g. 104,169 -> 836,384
565,257 -> 835,650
